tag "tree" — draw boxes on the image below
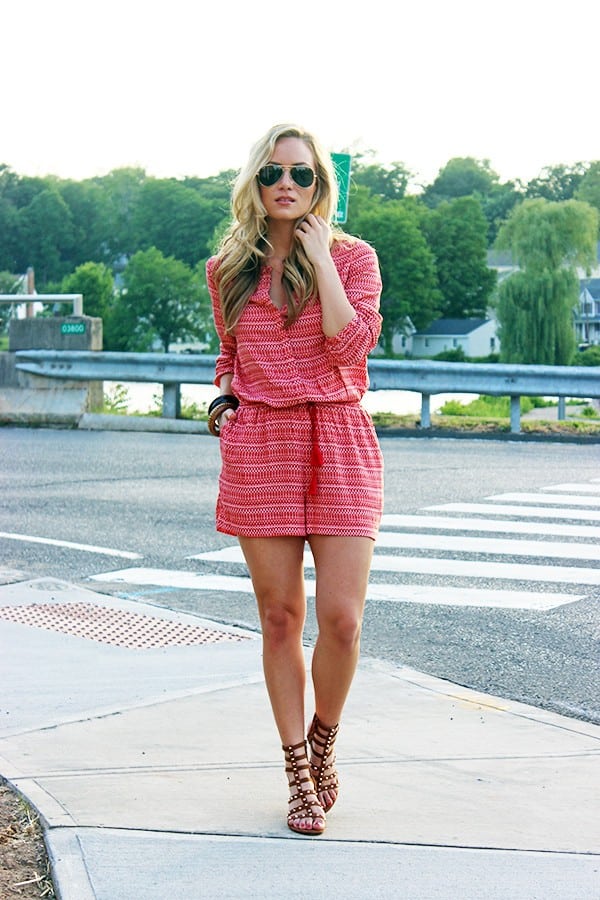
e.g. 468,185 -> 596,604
481,181 -> 524,244
60,262 -> 115,321
58,179 -> 114,268
525,163 -> 586,202
348,192 -> 441,354
132,179 -> 223,266
422,197 -> 497,318
116,247 -> 208,352
423,157 -> 499,207
575,161 -> 600,236
495,199 -> 598,364
0,270 -> 20,332
351,159 -> 411,201
17,188 -> 75,284
93,167 -> 147,261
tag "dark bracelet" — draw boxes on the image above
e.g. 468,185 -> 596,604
208,394 -> 239,416
207,399 -> 238,437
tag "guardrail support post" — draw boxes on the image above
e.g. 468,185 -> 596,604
510,396 -> 521,433
421,393 -> 431,429
558,397 -> 566,420
162,383 -> 181,418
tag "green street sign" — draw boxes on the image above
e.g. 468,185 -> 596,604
61,322 -> 86,335
331,152 -> 351,224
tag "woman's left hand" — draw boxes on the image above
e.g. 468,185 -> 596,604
295,214 -> 331,267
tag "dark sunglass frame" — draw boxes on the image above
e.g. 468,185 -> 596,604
257,164 -> 316,188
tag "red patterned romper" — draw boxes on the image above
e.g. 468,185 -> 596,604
207,238 -> 384,540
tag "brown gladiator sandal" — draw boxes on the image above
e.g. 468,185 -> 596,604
283,740 -> 326,835
307,714 -> 340,812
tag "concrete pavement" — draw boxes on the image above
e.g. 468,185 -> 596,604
0,573 -> 599,899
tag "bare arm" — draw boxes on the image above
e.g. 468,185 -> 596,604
295,214 -> 355,337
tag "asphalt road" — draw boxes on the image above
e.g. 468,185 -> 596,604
1,426 -> 599,724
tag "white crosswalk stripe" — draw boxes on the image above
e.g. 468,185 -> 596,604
426,503 -> 600,521
485,492 -> 600,506
90,478 -> 600,612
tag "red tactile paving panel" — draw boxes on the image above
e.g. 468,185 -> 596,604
0,603 -> 250,648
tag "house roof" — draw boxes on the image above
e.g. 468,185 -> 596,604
580,278 -> 600,300
416,318 -> 491,336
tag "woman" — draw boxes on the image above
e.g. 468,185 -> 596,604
206,124 -> 383,836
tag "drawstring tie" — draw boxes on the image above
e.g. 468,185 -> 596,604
308,403 -> 323,496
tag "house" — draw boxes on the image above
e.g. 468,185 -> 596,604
575,279 -> 600,347
411,317 -> 500,358
488,242 -> 600,347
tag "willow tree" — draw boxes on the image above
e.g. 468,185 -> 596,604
495,198 -> 598,364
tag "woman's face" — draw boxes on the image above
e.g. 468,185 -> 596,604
258,137 -> 317,224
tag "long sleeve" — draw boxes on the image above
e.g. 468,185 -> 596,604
324,241 -> 382,367
206,257 -> 236,386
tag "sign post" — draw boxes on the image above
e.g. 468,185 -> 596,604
331,153 -> 351,224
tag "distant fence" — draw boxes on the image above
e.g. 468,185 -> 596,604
0,294 -> 83,316
15,350 -> 600,433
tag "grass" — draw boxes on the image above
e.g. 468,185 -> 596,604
101,385 -> 208,421
100,387 -> 600,438
371,410 -> 600,437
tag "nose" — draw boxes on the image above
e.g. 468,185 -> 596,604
279,168 -> 295,187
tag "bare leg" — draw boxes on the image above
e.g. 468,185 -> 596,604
307,534 -> 374,808
239,535 -> 325,833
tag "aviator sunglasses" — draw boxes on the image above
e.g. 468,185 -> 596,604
257,163 -> 316,188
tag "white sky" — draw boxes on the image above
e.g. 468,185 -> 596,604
3,0 -> 599,189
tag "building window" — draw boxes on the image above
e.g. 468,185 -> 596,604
490,337 -> 496,350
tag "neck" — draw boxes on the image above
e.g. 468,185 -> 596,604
266,220 -> 295,259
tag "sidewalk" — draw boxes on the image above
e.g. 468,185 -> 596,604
0,573 -> 598,899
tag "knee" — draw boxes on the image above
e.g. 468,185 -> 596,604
261,603 -> 303,647
320,609 -> 362,651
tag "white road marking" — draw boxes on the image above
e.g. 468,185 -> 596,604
367,555 -> 600,584
380,514 -> 600,539
89,568 -> 583,610
375,532 -> 600,561
426,503 -> 600,522
189,546 -> 599,585
0,531 -> 142,559
486,492 -> 600,507
543,483 -> 600,494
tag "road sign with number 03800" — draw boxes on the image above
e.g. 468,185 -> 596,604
331,153 -> 351,224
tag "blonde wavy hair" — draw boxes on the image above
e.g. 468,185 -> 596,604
213,123 -> 349,331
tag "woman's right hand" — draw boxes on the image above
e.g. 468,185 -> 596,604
218,407 -> 237,429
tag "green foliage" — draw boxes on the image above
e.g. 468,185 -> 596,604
525,163 -> 586,202
432,347 -> 466,361
0,270 -> 19,330
351,157 -> 411,201
575,161 -> 600,236
132,179 -> 225,266
347,193 -> 441,353
60,262 -> 115,321
497,268 -> 579,364
116,247 -> 209,352
422,157 -> 499,207
438,394 -> 544,417
573,345 -> 600,366
496,198 -> 599,364
102,384 -> 131,414
580,404 -> 599,418
421,196 -> 497,318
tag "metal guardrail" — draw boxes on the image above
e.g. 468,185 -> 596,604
15,349 -> 600,432
0,294 -> 83,316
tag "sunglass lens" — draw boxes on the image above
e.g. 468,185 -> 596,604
292,166 -> 315,187
258,165 -> 282,186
